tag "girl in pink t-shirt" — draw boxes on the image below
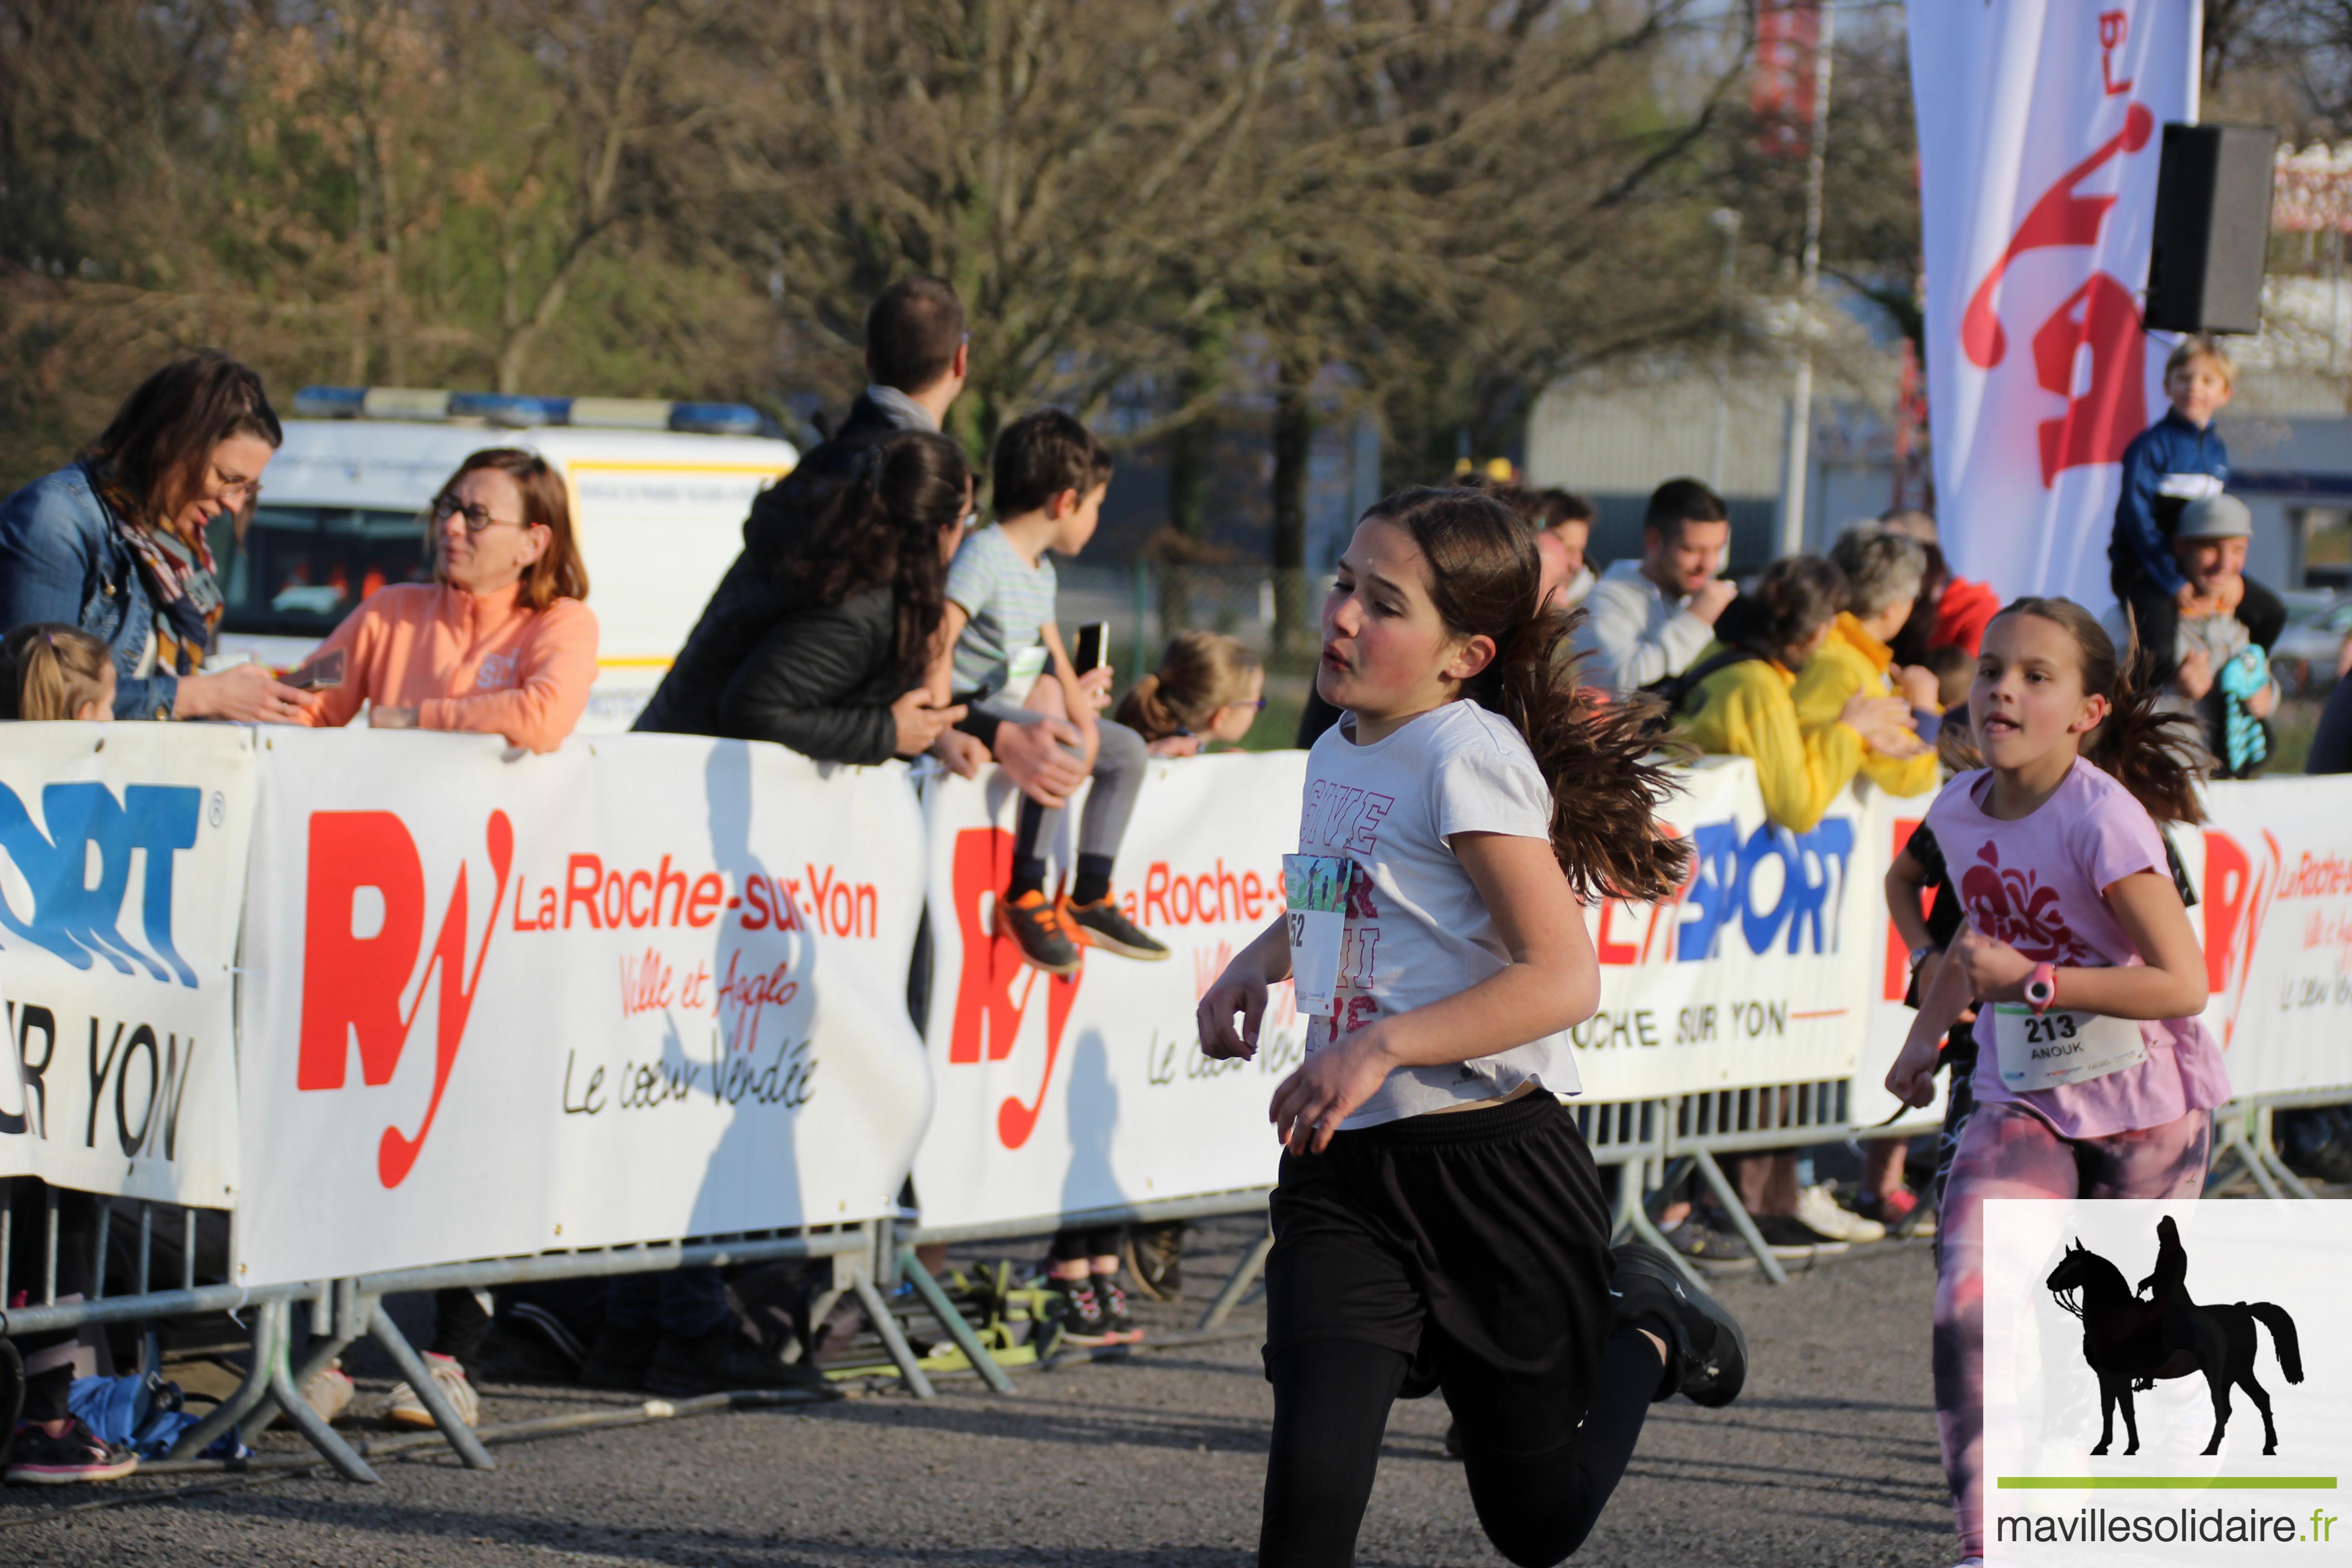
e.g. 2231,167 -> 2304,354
1885,597 -> 2221,1568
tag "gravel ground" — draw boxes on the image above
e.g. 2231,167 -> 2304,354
0,1217 -> 1957,1567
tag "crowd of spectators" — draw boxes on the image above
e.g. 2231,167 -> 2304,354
0,287 -> 2330,1481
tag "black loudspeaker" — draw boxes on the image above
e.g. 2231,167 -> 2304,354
2146,122 -> 2278,335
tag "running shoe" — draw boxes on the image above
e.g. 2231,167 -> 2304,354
1051,1277 -> 1110,1344
1061,896 -> 1169,961
579,1323 -> 660,1391
1093,1273 -> 1145,1344
386,1351 -> 479,1430
1608,1242 -> 1748,1408
303,1360 -> 356,1424
998,890 -> 1081,974
1858,1185 -> 1935,1238
645,1327 -> 836,1399
1662,1215 -> 1752,1262
3,1417 -> 137,1485
1796,1183 -> 1885,1244
1749,1215 -> 1851,1257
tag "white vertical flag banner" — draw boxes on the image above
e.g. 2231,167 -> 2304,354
1909,0 -> 2200,611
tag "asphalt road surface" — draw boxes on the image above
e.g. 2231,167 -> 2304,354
0,1219 -> 1956,1567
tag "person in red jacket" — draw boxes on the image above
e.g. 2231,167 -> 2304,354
1882,508 -> 1998,661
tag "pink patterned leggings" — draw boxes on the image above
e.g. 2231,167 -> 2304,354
1934,1100 -> 2212,1558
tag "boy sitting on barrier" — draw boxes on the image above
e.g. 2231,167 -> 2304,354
934,409 -> 1167,977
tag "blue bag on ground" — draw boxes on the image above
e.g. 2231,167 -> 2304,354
69,1372 -> 250,1460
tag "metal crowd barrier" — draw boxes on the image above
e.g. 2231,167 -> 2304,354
2207,1089 -> 2352,1202
891,1186 -> 1277,1392
0,1189 -> 915,1482
12,1081 -> 2335,1485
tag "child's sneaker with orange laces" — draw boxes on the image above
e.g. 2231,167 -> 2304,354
998,889 -> 1081,974
1060,894 -> 1169,961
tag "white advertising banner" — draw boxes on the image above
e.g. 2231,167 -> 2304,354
1909,0 -> 2198,610
911,753 -> 1304,1234
233,730 -> 932,1286
0,725 -> 249,1205
1573,758 -> 1881,1103
2191,776 -> 2352,1102
912,752 -> 1886,1235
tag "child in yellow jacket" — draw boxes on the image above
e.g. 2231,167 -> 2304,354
1790,526 -> 1940,799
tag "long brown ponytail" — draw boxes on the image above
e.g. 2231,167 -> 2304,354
1990,596 -> 2206,825
1366,487 -> 1691,904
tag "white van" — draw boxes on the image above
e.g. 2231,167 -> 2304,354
210,389 -> 797,732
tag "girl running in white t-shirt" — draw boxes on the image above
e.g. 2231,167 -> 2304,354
1198,488 -> 1747,1568
1884,597 -> 2225,1568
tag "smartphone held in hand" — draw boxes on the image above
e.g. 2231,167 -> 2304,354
1072,622 -> 1110,675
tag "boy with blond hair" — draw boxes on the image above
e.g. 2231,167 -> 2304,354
2109,335 -> 2285,660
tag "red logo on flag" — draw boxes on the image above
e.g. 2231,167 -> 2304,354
1960,102 -> 2156,487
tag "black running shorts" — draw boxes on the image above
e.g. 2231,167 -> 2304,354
1264,1091 -> 1617,1430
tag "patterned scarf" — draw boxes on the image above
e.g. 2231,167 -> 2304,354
90,463 -> 225,676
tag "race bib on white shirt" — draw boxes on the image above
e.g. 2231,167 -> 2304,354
1989,1004 -> 2147,1093
1283,853 -> 1349,1017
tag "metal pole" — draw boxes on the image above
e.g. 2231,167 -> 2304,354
1778,0 -> 1835,558
1690,1147 -> 1790,1287
91,1198 -> 111,1301
848,1268 -> 936,1399
169,1297 -> 285,1461
368,1296 -> 496,1470
1196,1222 -> 1275,1332
897,1246 -> 1016,1394
1710,208 -> 1742,492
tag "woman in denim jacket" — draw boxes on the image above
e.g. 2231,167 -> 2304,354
0,353 -> 320,721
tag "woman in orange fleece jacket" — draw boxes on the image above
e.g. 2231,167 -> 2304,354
295,447 -> 596,753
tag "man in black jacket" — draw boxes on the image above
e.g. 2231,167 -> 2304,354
636,277 -> 1085,805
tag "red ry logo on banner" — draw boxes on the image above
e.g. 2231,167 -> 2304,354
945,826 -> 1080,1152
1960,100 -> 2155,487
296,811 -> 512,1187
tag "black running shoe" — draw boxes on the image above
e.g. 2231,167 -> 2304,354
1062,895 -> 1170,961
3,1417 -> 137,1485
1053,1278 -> 1110,1344
578,1323 -> 659,1391
1609,1242 -> 1748,1408
644,1327 -> 836,1399
1093,1273 -> 1142,1343
998,890 -> 1081,974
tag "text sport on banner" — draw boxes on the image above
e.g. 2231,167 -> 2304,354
0,724 -> 250,1205
233,730 -> 932,1286
1577,757 -> 1883,1103
1908,0 -> 2197,609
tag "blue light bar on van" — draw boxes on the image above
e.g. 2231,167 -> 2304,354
292,386 -> 773,438
292,386 -> 367,419
669,402 -> 766,436
447,392 -> 568,428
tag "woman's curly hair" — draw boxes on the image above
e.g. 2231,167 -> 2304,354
769,431 -> 970,686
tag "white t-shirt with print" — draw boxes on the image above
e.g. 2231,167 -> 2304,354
1297,698 -> 1581,1128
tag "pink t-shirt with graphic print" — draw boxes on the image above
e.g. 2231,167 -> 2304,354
1923,757 -> 2230,1140
1298,698 -> 1580,1129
